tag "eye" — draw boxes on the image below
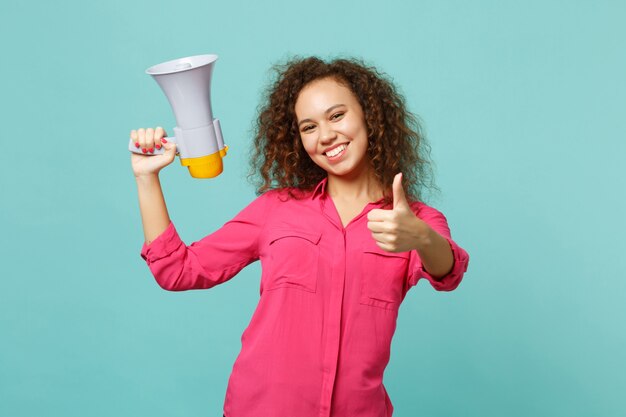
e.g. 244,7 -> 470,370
301,124 -> 315,132
331,112 -> 345,121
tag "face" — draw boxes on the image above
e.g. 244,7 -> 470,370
295,77 -> 371,180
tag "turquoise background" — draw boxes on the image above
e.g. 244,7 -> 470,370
1,0 -> 624,416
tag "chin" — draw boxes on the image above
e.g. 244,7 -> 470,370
328,166 -> 361,178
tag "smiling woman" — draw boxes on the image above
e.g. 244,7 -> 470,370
249,57 -> 437,207
132,56 -> 470,417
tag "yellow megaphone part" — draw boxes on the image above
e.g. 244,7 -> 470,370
180,146 -> 229,179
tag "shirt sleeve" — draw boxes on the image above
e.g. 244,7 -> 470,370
407,203 -> 470,291
139,191 -> 275,291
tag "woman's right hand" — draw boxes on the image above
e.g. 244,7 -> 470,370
130,127 -> 177,178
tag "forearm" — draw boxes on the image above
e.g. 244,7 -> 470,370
413,223 -> 454,280
135,174 -> 171,244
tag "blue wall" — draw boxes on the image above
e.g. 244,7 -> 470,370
1,1 -> 624,416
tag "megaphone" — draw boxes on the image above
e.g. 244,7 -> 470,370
128,54 -> 228,178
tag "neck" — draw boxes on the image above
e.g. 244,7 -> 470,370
326,167 -> 384,202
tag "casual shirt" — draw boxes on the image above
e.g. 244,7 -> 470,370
140,177 -> 470,417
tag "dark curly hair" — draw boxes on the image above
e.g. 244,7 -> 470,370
247,56 -> 439,204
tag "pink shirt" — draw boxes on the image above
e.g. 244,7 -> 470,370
141,177 -> 469,417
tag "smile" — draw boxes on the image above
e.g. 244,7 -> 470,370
325,143 -> 349,159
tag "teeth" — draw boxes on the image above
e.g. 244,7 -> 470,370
326,144 -> 347,157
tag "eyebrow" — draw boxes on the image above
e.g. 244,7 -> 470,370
297,104 -> 346,127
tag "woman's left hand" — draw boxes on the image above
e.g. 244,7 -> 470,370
366,173 -> 430,253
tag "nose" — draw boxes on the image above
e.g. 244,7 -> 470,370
318,122 -> 337,144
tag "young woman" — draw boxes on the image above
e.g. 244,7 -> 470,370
131,57 -> 469,417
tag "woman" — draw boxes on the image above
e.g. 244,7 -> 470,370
131,57 -> 469,417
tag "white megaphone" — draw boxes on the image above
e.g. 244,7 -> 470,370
128,54 -> 228,178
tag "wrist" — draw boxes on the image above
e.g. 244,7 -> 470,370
411,220 -> 433,251
135,173 -> 160,185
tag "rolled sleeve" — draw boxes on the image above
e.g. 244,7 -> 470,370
409,235 -> 469,291
407,202 -> 470,291
140,222 -> 183,265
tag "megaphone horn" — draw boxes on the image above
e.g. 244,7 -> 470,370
128,54 -> 228,179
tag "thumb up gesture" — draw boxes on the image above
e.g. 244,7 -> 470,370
366,173 -> 429,253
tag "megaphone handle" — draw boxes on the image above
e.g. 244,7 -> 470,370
128,137 -> 178,155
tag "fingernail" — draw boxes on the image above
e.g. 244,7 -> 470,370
134,142 -> 140,148
149,148 -> 154,153
142,148 -> 147,154
161,138 -> 168,143
156,145 -> 161,150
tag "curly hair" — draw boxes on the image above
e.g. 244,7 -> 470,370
247,56 -> 439,204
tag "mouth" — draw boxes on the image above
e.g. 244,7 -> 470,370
324,143 -> 349,160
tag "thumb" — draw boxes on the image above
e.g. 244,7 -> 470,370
392,172 -> 410,210
161,138 -> 176,153
161,138 -> 177,157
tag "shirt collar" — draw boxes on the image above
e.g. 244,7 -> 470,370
311,177 -> 328,200
310,176 -> 388,207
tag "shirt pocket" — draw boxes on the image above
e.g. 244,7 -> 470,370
264,228 -> 321,293
359,240 -> 410,311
